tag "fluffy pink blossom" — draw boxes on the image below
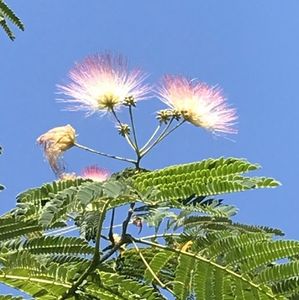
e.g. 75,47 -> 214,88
57,53 -> 150,115
158,75 -> 237,134
81,166 -> 110,182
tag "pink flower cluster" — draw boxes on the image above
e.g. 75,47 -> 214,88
81,165 -> 110,182
59,166 -> 110,182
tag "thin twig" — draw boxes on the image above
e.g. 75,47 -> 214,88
140,124 -> 161,153
108,208 -> 115,244
143,117 -> 174,153
122,203 -> 135,234
140,119 -> 185,157
129,105 -> 139,150
74,143 -> 137,164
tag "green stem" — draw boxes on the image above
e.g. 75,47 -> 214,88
93,201 -> 111,259
140,118 -> 174,156
74,143 -> 137,165
139,123 -> 161,153
111,108 -> 137,151
129,105 -> 139,150
140,119 -> 185,157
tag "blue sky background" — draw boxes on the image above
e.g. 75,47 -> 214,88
1,1 -> 299,296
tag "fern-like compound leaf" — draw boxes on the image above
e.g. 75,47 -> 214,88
0,1 -> 24,30
0,253 -> 77,298
0,1 -> 24,41
2,235 -> 94,256
173,254 -> 195,299
132,157 -> 280,202
85,271 -> 165,300
225,240 -> 299,273
0,216 -> 42,242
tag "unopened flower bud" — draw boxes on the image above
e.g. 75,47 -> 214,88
171,110 -> 182,121
123,96 -> 136,107
117,124 -> 131,136
156,109 -> 171,124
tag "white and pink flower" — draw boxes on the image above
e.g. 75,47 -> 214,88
57,53 -> 150,115
158,75 -> 237,134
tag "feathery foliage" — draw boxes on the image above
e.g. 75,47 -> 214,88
132,157 -> 280,202
0,0 -> 24,40
0,156 -> 297,299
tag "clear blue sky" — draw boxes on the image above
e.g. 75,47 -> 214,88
1,0 -> 299,295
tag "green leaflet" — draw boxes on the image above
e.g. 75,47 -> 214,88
204,232 -> 272,259
132,157 -> 280,201
0,1 -> 24,29
0,14 -> 15,41
39,186 -> 79,227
